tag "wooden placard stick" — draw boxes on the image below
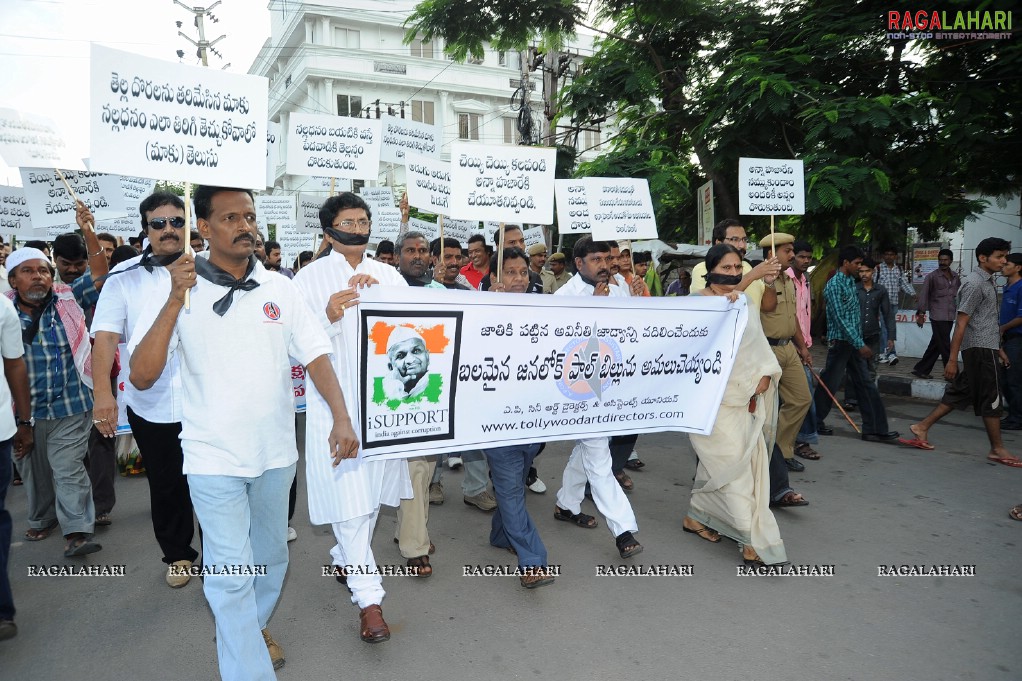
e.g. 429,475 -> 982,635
183,181 -> 192,310
54,168 -> 93,229
329,177 -> 336,197
496,222 -> 505,283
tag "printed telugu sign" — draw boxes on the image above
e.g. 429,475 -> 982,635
266,121 -> 281,189
586,178 -> 657,241
277,225 -> 315,270
441,219 -> 480,246
354,287 -> 747,459
255,195 -> 297,226
408,217 -> 439,243
298,194 -> 323,233
0,107 -> 84,170
358,186 -> 395,214
405,151 -> 451,217
554,179 -> 592,234
371,207 -> 402,244
380,115 -> 440,164
449,142 -> 556,224
89,45 -> 269,188
20,168 -> 128,230
285,112 -> 383,180
737,157 -> 805,215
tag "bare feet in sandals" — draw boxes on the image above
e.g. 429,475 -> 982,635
682,517 -> 721,543
742,546 -> 765,568
987,447 -> 1022,468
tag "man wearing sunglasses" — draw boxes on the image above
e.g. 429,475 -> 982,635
91,192 -> 201,588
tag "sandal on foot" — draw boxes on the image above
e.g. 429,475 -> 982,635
624,458 -> 645,471
614,470 -> 634,492
770,491 -> 809,508
987,456 -> 1022,468
554,506 -> 598,528
64,536 -> 101,558
406,555 -> 432,578
682,520 -> 721,543
25,521 -> 58,542
1010,505 -> 1022,521
615,531 -> 643,559
795,443 -> 821,460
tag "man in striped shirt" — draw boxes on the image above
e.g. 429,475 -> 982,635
874,246 -> 916,363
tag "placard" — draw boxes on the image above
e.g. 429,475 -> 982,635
255,195 -> 297,226
405,152 -> 451,217
285,112 -> 383,180
586,178 -> 658,241
0,107 -> 84,170
380,115 -> 441,164
359,186 -> 395,213
371,207 -> 402,244
89,44 -> 269,188
554,179 -> 592,234
737,157 -> 805,215
408,217 -> 439,243
449,142 -> 556,224
298,194 -> 323,233
522,226 -> 545,249
278,224 -> 315,269
266,121 -> 281,189
441,219 -> 479,246
20,168 -> 129,230
96,216 -> 141,239
0,185 -> 36,235
911,242 -> 943,284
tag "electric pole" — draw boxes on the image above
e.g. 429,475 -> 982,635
173,0 -> 227,67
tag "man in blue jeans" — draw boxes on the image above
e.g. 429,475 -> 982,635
998,253 -> 1022,430
483,247 -> 554,588
814,246 -> 899,443
1,293 -> 34,641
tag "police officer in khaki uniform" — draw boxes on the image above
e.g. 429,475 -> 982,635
759,233 -> 814,472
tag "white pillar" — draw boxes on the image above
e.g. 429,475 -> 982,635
320,17 -> 331,46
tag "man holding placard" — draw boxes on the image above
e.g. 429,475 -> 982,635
293,191 -> 412,644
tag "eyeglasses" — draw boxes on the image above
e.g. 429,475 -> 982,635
724,236 -> 748,244
335,219 -> 371,231
148,217 -> 186,230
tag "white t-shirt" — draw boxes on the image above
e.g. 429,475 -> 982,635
555,273 -> 629,298
91,254 -> 182,424
130,261 -> 332,477
0,296 -> 24,440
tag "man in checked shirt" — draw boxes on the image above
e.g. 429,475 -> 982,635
813,246 -> 899,443
873,246 -> 916,364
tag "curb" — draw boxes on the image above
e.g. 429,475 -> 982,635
878,374 -> 946,401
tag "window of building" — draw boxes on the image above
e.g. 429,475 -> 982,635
581,129 -> 602,152
334,28 -> 360,49
458,113 -> 481,140
498,51 -> 507,66
337,94 -> 363,117
411,100 -> 435,125
503,117 -> 517,144
411,39 -> 433,59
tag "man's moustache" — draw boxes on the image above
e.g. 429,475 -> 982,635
233,234 -> 254,244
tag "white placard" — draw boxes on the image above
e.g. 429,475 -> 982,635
266,121 -> 281,189
483,221 -> 521,246
0,185 -> 37,235
255,195 -> 297,226
737,157 -> 805,215
380,114 -> 441,164
408,217 -> 439,243
298,194 -> 323,233
0,107 -> 84,170
359,186 -> 395,213
586,178 -> 658,241
96,216 -> 141,239
441,218 -> 478,246
554,179 -> 592,234
285,112 -> 383,180
405,152 -> 451,217
121,175 -> 157,209
89,45 -> 268,188
522,226 -> 545,249
277,224 -> 315,270
371,207 -> 402,244
449,142 -> 556,224
20,168 -> 129,230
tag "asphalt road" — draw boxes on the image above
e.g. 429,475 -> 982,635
3,396 -> 1020,681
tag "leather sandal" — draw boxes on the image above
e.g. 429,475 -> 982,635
359,604 -> 391,643
615,531 -> 643,559
406,555 -> 432,578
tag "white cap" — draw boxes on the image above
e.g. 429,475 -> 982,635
6,247 -> 49,273
387,325 -> 426,351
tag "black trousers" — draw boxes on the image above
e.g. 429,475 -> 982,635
609,434 -> 639,474
914,320 -> 954,375
85,425 -> 117,515
126,407 -> 199,564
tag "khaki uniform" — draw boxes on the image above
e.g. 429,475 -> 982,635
541,269 -> 572,294
760,271 -> 812,460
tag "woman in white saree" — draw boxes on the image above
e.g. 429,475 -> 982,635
683,244 -> 787,567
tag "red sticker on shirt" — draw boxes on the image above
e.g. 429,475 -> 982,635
263,302 -> 281,320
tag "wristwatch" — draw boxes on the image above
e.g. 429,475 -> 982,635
17,417 -> 34,427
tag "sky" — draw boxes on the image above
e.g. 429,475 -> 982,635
0,0 -> 271,184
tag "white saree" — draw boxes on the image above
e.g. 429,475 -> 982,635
687,296 -> 787,565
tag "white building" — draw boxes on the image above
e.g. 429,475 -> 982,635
249,0 -> 608,195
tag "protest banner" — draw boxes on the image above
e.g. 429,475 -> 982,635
285,112 -> 383,180
350,287 -> 746,459
255,195 -> 297,228
371,207 -> 402,244
266,121 -> 281,188
298,194 -> 323,233
290,360 -> 308,413
449,143 -> 556,224
89,45 -> 269,189
554,179 -> 592,234
359,186 -> 395,213
737,158 -> 805,215
380,115 -> 441,164
408,217 -> 439,243
405,151 -> 451,217
0,185 -> 38,236
20,168 -> 128,230
586,178 -> 658,241
0,107 -> 84,170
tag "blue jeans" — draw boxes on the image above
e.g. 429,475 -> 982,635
1003,337 -> 1022,424
0,438 -> 13,621
187,463 -> 295,681
483,444 -> 547,568
796,364 -> 818,445
814,340 -> 890,436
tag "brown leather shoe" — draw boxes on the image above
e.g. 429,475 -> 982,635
261,628 -> 285,670
519,566 -> 555,589
359,604 -> 391,643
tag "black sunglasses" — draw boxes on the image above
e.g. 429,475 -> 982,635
148,217 -> 186,230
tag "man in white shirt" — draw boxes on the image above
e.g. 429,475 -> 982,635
90,191 -> 200,588
552,236 -> 644,560
130,185 -> 358,681
292,192 -> 412,644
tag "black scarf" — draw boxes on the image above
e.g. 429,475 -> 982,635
16,292 -> 52,344
105,246 -> 183,277
193,255 -> 260,316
